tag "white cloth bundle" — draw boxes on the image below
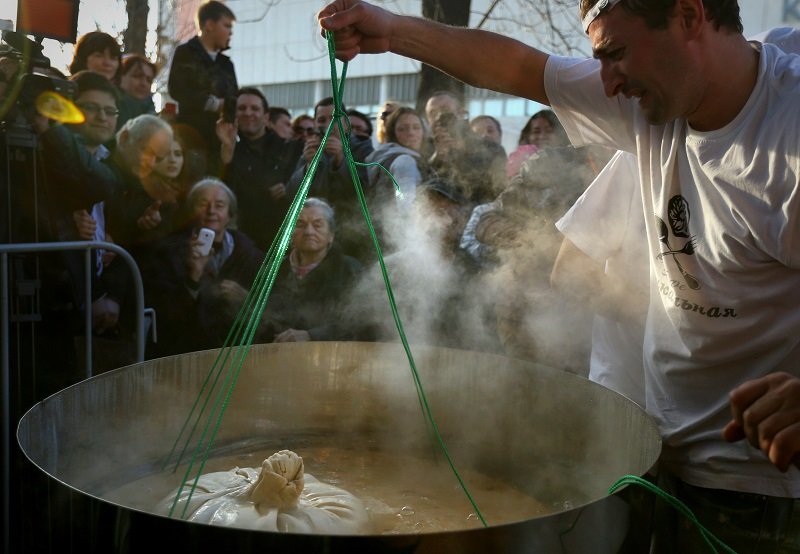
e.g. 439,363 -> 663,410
157,450 -> 370,534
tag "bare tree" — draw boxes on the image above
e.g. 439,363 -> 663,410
414,0 -> 587,110
474,0 -> 588,57
416,0 -> 471,112
123,0 -> 150,54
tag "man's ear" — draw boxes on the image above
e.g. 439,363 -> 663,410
675,0 -> 706,39
117,129 -> 129,147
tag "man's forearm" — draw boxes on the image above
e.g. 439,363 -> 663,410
389,15 -> 550,104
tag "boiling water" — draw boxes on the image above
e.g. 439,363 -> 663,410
103,445 -> 551,534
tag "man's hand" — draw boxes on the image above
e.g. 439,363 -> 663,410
218,279 -> 248,305
72,209 -> 97,240
216,118 -> 238,165
323,133 -> 344,167
268,183 -> 287,200
137,201 -> 162,230
302,133 -> 322,164
722,372 -> 800,472
274,328 -> 312,343
187,233 -> 211,283
318,1 -> 395,62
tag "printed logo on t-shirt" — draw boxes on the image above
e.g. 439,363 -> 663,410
655,195 -> 701,291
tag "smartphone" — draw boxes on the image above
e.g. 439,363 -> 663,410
222,96 -> 237,123
197,228 -> 215,256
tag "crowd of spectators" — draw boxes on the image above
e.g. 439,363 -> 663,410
1,0 -> 616,403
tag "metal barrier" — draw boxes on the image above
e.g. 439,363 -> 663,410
1,240 -> 147,554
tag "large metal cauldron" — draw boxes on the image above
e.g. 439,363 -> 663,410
17,342 -> 660,553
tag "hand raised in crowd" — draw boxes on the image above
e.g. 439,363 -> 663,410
143,172 -> 180,204
186,232 -> 212,283
216,117 -> 238,165
317,1 -> 395,62
302,132 -> 322,164
137,200 -> 162,230
323,132 -> 344,167
302,130 -> 345,166
274,328 -> 311,343
722,372 -> 800,472
268,182 -> 286,200
431,126 -> 461,161
72,209 -> 97,240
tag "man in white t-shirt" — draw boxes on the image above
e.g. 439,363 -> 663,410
317,0 -> 800,549
551,151 -> 647,406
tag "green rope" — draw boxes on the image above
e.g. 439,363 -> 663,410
323,31 -> 488,527
608,475 -> 737,553
164,30 -> 487,527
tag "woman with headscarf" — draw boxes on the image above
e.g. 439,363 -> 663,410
262,197 -> 363,342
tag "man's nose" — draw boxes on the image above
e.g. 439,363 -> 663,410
600,62 -> 624,98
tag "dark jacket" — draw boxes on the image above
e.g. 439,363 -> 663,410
262,244 -> 363,341
167,36 -> 238,158
103,157 -> 180,261
222,131 -> 303,250
40,125 -> 122,213
116,90 -> 156,131
285,134 -> 375,260
141,228 -> 263,357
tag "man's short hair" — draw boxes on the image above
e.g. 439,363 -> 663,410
268,106 -> 291,124
470,115 -> 502,135
426,90 -> 464,109
346,109 -> 373,136
579,0 -> 742,33
197,0 -> 236,27
121,54 -> 158,80
69,70 -> 120,105
237,87 -> 268,111
314,97 -> 346,118
186,176 -> 238,225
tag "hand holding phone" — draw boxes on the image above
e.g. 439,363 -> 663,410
196,228 -> 215,256
222,96 -> 237,123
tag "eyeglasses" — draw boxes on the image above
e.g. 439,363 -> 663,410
301,127 -> 318,136
77,102 -> 119,118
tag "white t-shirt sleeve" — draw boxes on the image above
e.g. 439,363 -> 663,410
544,55 -> 639,154
388,154 -> 420,208
556,150 -> 641,263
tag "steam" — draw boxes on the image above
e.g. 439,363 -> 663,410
342,145 -> 613,376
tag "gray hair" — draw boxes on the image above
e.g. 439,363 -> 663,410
186,177 -> 238,228
303,197 -> 335,230
115,114 -> 172,150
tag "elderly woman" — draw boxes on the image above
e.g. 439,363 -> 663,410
141,178 -> 263,357
263,198 -> 363,342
